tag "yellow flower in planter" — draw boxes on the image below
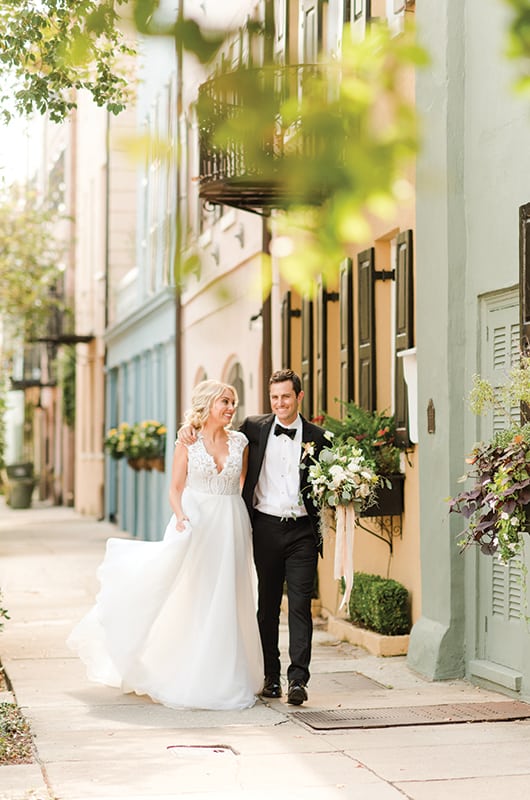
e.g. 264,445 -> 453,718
104,420 -> 167,465
127,420 -> 167,459
104,423 -> 132,460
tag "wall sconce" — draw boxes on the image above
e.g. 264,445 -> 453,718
234,224 -> 245,248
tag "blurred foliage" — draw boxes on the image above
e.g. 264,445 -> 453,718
0,379 -> 6,470
0,3 -> 428,293
506,0 -> 530,92
192,21 -> 428,293
59,346 -> 76,429
0,0 -> 228,123
0,0 -> 136,122
0,182 -> 67,340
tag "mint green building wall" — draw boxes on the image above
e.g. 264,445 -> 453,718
408,0 -> 530,679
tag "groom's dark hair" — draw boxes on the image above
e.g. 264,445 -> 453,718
269,369 -> 302,396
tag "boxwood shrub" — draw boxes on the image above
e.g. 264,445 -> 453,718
348,572 -> 410,636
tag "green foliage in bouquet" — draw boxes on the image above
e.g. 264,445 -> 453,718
307,438 -> 379,511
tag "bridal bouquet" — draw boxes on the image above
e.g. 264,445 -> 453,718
307,436 -> 379,511
307,436 -> 379,610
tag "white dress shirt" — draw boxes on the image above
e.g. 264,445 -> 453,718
254,415 -> 308,518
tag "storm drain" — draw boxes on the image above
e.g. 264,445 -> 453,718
291,701 -> 530,730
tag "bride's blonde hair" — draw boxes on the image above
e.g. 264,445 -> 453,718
184,380 -> 238,431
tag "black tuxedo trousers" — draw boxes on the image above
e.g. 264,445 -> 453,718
239,414 -> 328,684
252,510 -> 317,683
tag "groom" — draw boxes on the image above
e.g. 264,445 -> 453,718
240,369 -> 327,705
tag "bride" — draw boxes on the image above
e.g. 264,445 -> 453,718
68,380 -> 264,710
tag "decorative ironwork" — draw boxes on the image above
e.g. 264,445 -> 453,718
357,474 -> 405,553
198,64 -> 330,212
356,514 -> 402,555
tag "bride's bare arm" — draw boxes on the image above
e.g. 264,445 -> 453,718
240,445 -> 249,491
169,442 -> 189,530
176,424 -> 198,446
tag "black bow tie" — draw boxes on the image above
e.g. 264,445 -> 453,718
274,424 -> 296,439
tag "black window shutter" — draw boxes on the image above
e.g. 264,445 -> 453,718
395,230 -> 414,444
520,203 -> 530,356
357,247 -> 376,411
301,296 -> 314,418
316,280 -> 328,414
519,204 -> 530,422
340,257 -> 354,407
281,291 -> 292,369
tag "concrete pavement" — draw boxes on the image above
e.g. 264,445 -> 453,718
1,499 -> 530,799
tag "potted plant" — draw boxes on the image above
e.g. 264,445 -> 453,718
127,420 -> 167,471
449,358 -> 530,563
104,420 -> 167,471
323,403 -> 407,517
104,422 -> 132,460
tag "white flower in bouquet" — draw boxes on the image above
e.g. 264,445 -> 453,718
307,438 -> 379,510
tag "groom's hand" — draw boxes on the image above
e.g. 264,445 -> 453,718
177,425 -> 198,446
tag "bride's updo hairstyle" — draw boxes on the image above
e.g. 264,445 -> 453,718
184,380 -> 238,431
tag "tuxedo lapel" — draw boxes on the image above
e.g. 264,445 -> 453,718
256,415 -> 274,476
299,418 -> 312,490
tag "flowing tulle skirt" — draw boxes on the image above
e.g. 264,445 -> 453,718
68,487 -> 264,710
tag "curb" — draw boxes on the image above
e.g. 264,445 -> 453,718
326,616 -> 409,657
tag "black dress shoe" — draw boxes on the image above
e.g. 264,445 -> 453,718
261,677 -> 282,698
287,681 -> 308,706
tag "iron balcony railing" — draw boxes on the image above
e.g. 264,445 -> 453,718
197,64 -> 330,211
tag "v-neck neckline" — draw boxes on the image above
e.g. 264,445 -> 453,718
199,431 -> 231,475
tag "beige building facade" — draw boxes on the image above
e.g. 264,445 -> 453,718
176,0 -> 422,624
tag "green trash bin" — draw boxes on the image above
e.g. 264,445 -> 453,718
5,463 -> 36,509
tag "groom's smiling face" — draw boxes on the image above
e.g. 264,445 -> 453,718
269,380 -> 304,427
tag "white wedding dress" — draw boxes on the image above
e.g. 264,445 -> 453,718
68,430 -> 264,710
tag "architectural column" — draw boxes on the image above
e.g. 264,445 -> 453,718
407,0 -> 467,679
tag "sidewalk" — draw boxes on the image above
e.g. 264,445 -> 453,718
1,500 -> 530,800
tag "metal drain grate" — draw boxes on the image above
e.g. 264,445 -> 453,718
291,701 -> 530,730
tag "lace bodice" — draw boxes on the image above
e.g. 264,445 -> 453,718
185,430 -> 248,495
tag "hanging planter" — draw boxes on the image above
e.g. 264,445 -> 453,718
106,420 -> 167,472
449,358 -> 530,563
148,456 -> 165,472
127,455 -> 165,472
127,457 -> 145,471
359,474 -> 405,518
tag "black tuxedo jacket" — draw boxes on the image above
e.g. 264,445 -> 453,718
239,414 -> 328,554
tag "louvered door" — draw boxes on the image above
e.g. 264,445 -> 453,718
477,292 -> 526,675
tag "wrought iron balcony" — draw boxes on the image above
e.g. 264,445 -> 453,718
198,64 -> 326,212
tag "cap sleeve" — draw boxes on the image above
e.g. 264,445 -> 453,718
231,430 -> 248,448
